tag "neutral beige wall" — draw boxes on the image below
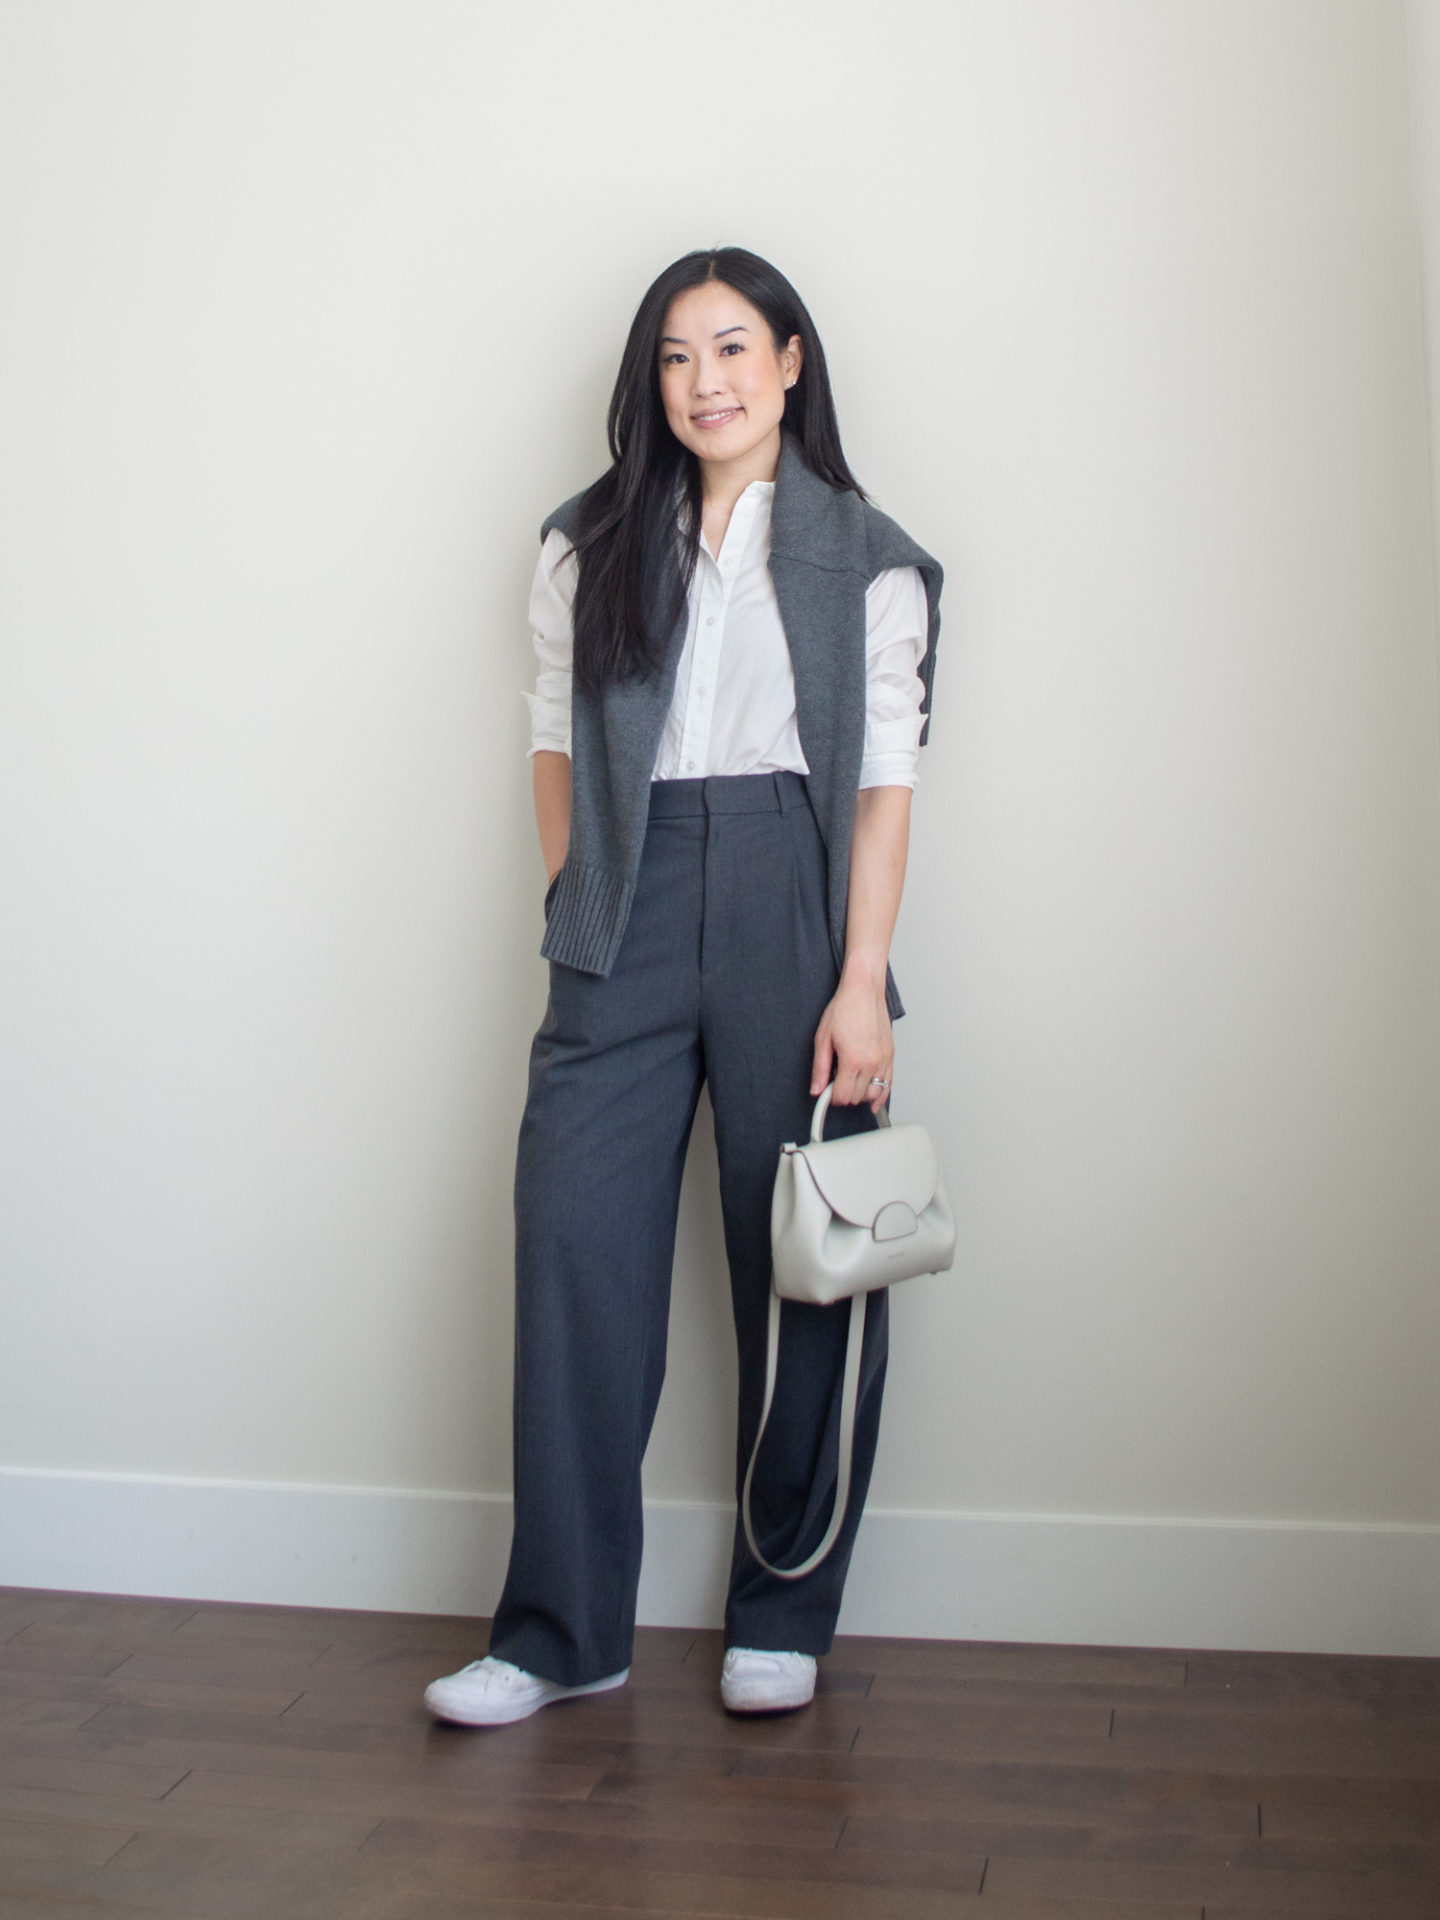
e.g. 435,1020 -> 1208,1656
2,2 -> 1438,1554
1411,1 -> 1440,814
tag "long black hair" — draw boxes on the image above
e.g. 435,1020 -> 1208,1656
565,247 -> 867,695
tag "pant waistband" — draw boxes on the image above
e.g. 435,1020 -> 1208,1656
648,770 -> 810,818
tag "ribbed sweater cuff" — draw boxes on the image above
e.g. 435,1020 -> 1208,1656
540,862 -> 635,977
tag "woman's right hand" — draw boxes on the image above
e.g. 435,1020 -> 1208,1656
533,751 -> 572,884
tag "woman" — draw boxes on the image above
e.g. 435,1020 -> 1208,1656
426,246 -> 942,1725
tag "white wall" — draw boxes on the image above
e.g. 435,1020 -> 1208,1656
1411,1 -> 1440,744
3,0 -> 1439,1651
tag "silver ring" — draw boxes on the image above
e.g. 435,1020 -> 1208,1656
869,1075 -> 891,1090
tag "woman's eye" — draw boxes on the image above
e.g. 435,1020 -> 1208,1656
720,342 -> 743,355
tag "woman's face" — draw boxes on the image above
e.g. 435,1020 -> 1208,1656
657,281 -> 802,480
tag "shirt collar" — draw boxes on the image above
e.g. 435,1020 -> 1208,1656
696,475 -> 773,562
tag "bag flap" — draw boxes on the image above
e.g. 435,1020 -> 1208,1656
794,1123 -> 938,1228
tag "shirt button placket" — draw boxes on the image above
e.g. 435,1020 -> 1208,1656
686,570 -> 721,777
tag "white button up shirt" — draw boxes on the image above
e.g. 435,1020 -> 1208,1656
523,478 -> 929,788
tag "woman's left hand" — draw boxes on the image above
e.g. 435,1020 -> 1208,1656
811,966 -> 893,1114
815,786 -> 909,1117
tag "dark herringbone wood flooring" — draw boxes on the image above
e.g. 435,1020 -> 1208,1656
2,1585 -> 1440,1917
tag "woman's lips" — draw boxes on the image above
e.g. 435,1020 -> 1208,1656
692,407 -> 741,429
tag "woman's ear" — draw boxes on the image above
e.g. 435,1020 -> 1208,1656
784,334 -> 803,387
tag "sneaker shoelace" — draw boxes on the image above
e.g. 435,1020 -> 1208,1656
459,1657 -> 521,1687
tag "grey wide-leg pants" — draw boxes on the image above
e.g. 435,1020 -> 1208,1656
488,770 -> 888,1688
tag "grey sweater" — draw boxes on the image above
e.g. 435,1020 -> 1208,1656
537,430 -> 943,1020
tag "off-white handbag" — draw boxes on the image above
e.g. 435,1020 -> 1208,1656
742,1084 -> 956,1580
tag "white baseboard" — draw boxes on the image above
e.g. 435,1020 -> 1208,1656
2,1466 -> 1437,1655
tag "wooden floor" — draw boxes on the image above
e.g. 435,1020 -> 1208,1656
2,1590 -> 1440,1918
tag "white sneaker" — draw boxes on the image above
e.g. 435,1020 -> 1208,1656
424,1654 -> 629,1727
720,1647 -> 818,1714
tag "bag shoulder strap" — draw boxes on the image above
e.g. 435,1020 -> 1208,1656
740,1289 -> 867,1582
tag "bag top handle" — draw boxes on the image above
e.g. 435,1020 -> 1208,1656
809,1081 -> 892,1144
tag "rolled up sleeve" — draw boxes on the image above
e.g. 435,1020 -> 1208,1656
859,564 -> 928,790
522,526 -> 577,758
